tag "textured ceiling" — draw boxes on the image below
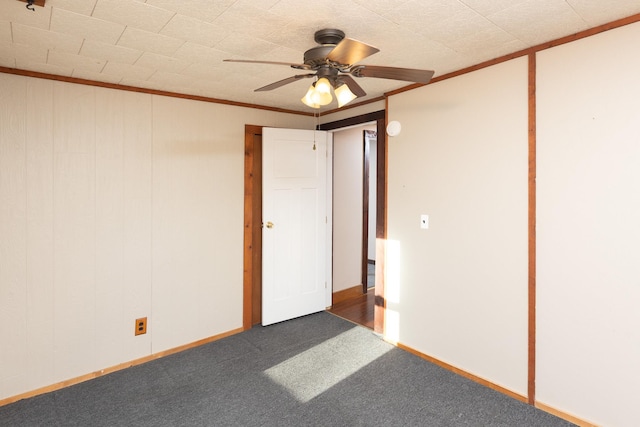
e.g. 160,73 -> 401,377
2,0 -> 640,113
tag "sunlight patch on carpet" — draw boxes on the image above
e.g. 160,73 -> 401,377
263,326 -> 392,403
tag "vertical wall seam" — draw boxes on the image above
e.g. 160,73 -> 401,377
93,87 -> 98,365
49,81 -> 55,379
527,52 -> 537,406
121,93 -> 126,347
51,81 -> 58,378
49,82 -> 58,379
23,78 -> 29,371
149,94 -> 154,355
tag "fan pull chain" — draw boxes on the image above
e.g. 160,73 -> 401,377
313,109 -> 319,150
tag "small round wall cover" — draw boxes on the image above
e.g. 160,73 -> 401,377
386,120 -> 401,136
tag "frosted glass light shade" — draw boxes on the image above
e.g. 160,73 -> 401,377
315,77 -> 331,94
335,83 -> 357,108
311,78 -> 333,106
301,84 -> 320,108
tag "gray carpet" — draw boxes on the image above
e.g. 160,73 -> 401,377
0,312 -> 574,426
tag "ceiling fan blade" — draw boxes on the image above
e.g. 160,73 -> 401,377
338,75 -> 366,97
326,38 -> 380,66
223,59 -> 310,70
350,65 -> 434,84
255,74 -> 316,92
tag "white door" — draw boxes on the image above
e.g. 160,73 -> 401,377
262,127 -> 331,326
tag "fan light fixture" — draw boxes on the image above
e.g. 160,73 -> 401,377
225,28 -> 435,111
301,78 -> 357,109
301,85 -> 320,108
334,83 -> 357,108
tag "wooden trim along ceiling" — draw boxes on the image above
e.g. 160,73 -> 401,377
0,66 -> 313,117
2,14 -> 637,117
385,13 -> 640,98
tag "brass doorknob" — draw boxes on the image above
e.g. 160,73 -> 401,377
265,221 -> 274,229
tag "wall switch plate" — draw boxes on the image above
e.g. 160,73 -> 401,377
420,214 -> 429,229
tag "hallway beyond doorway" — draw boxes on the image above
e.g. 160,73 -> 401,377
328,291 -> 374,329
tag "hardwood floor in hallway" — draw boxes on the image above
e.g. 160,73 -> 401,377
327,290 -> 375,329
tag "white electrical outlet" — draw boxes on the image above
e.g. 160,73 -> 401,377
420,214 -> 429,229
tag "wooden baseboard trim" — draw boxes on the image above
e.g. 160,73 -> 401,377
395,342 -> 527,403
332,285 -> 364,305
0,327 -> 244,407
535,401 -> 599,427
395,342 -> 601,425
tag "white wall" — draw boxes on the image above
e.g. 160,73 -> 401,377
536,22 -> 640,427
385,20 -> 640,426
386,57 -> 529,395
0,73 -> 312,400
4,21 -> 639,426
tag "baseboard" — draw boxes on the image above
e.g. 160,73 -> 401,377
0,326 -> 244,407
535,401 -> 599,427
332,284 -> 364,305
1,327 -> 601,427
395,342 -> 600,426
395,342 -> 527,403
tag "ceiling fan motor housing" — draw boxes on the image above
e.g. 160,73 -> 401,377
304,29 -> 348,68
303,46 -> 334,68
314,28 -> 345,45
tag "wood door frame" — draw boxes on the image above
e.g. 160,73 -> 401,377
243,125 -> 263,330
361,129 -> 376,294
243,111 -> 386,333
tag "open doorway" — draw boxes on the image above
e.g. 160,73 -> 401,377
332,124 -> 376,301
242,110 -> 386,333
328,125 -> 377,330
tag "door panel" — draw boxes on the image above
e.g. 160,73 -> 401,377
262,128 -> 330,326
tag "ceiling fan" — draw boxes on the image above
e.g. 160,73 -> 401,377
224,29 -> 435,108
